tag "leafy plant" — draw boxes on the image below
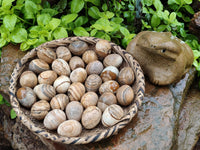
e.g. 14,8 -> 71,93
0,94 -> 16,119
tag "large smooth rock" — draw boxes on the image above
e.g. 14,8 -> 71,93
178,81 -> 200,150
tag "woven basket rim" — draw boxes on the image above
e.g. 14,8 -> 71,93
9,36 -> 145,144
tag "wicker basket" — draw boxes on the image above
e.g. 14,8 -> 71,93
9,37 -> 145,144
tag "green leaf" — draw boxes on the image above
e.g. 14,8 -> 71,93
35,36 -> 46,47
10,109 -> 17,119
92,18 -> 113,33
184,5 -> 194,14
102,3 -> 108,11
169,12 -> 176,22
52,0 -> 67,13
16,0 -> 25,5
0,38 -> 7,48
0,94 -> 3,104
2,0 -> 15,8
61,14 -> 78,25
184,0 -> 192,4
32,0 -> 41,4
162,10 -> 170,20
41,8 -> 58,16
24,0 -> 38,19
143,0 -> 153,6
47,18 -> 61,30
120,26 -> 130,37
128,4 -> 134,11
153,0 -> 163,11
27,39 -> 38,45
193,50 -> 200,60
20,42 -> 30,51
3,14 -> 17,32
157,24 -> 167,31
37,14 -> 51,26
90,29 -> 98,36
151,14 -> 161,27
71,0 -> 84,13
73,27 -> 89,36
10,28 -> 27,43
98,11 -> 114,19
85,0 -> 100,6
193,59 -> 198,68
111,17 -> 124,24
53,27 -> 68,39
168,0 -> 180,4
180,28 -> 186,37
88,6 -> 100,19
74,16 -> 88,27
105,11 -> 115,19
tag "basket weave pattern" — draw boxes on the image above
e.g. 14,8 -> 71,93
9,37 -> 145,144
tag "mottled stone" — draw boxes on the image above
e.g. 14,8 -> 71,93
0,44 -> 26,100
189,11 -> 200,40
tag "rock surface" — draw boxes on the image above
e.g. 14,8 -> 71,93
0,44 -> 199,150
0,44 -> 25,100
178,80 -> 200,150
189,11 -> 200,40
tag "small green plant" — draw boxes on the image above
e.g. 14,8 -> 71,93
0,94 -> 17,119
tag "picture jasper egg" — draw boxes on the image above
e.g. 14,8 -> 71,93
97,92 -> 117,112
100,66 -> 119,82
52,59 -> 71,76
34,84 -> 56,101
57,120 -> 82,137
95,40 -> 111,57
56,46 -> 72,62
16,87 -> 36,108
116,85 -> 134,106
68,40 -> 88,55
99,80 -> 119,94
103,54 -> 123,68
37,47 -> 56,64
19,71 -> 38,88
102,104 -> 124,127
53,75 -> 71,94
81,92 -> 98,108
65,101 -> 83,121
69,56 -> 85,70
43,109 -> 66,130
85,74 -> 102,92
68,82 -> 85,101
82,50 -> 98,64
86,60 -> 104,75
38,70 -> 57,85
31,100 -> 50,120
29,59 -> 50,74
118,67 -> 135,85
50,94 -> 69,110
81,106 -> 102,129
70,68 -> 87,83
